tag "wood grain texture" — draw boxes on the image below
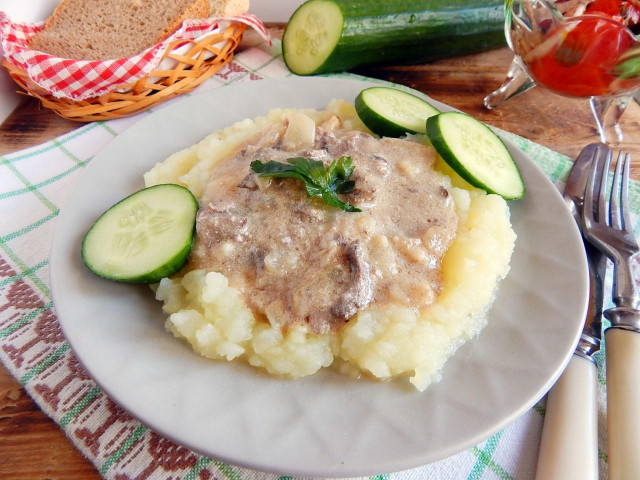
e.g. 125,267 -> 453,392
0,368 -> 101,479
0,97 -> 79,156
1,37 -> 640,479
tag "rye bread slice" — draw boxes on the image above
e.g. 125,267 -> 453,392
28,0 -> 209,60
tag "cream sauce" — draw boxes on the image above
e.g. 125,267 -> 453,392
190,116 -> 458,334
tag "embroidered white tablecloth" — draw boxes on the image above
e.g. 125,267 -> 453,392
2,40 -> 638,480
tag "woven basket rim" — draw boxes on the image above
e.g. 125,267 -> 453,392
2,21 -> 246,122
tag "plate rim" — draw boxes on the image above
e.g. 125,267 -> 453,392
49,75 -> 589,477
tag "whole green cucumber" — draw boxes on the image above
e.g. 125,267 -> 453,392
282,0 -> 506,75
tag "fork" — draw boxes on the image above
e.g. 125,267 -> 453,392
582,150 -> 640,480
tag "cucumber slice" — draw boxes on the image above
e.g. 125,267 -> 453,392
426,112 -> 525,200
355,87 -> 440,137
82,184 -> 198,283
282,0 -> 344,75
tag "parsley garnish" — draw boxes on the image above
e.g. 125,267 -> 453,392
250,156 -> 362,212
614,48 -> 640,79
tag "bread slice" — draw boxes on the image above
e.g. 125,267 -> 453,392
28,0 -> 209,60
209,0 -> 249,16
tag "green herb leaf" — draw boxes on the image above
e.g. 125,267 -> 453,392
614,46 -> 640,79
614,57 -> 640,79
250,157 -> 362,213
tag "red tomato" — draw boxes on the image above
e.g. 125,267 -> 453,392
585,0 -> 624,16
526,17 -> 637,96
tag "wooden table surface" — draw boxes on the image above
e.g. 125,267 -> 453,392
1,32 -> 640,479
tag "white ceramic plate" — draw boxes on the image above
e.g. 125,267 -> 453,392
50,77 -> 588,477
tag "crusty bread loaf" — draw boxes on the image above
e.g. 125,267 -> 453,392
209,0 -> 249,16
28,0 -> 209,60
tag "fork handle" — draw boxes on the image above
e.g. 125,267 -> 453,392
535,354 -> 598,480
612,259 -> 640,309
606,327 -> 640,480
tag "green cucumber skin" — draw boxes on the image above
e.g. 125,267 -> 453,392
82,235 -> 194,285
426,113 -> 525,200
81,184 -> 198,284
283,0 -> 506,75
355,88 -> 439,137
355,91 -> 411,137
120,236 -> 194,284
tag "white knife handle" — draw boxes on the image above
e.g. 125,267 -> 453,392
606,327 -> 640,480
535,354 -> 598,480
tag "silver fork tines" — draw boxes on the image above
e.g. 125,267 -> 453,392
583,150 -> 640,314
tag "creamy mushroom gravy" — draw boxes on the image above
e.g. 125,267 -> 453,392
190,114 -> 458,335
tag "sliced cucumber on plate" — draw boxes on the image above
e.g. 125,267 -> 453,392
82,184 -> 198,284
355,87 -> 440,137
426,112 -> 525,200
353,86 -> 525,200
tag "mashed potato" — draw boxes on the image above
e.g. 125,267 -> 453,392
145,100 -> 516,391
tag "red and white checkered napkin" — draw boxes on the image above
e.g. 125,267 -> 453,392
0,11 -> 270,101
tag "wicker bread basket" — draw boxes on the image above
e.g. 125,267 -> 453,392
1,21 -> 246,122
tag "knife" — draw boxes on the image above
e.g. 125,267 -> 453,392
535,143 -> 609,480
